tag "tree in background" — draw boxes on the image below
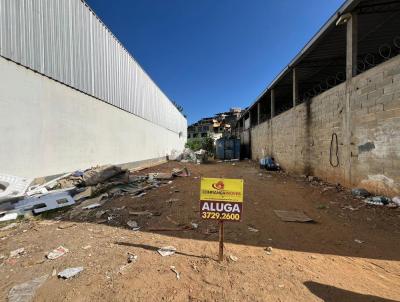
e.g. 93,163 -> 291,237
172,101 -> 186,118
186,135 -> 214,155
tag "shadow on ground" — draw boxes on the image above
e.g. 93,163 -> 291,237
304,281 -> 399,302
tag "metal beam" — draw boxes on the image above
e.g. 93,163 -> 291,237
346,12 -> 358,79
271,89 -> 275,119
292,68 -> 299,107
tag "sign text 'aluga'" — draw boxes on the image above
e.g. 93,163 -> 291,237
200,178 -> 244,221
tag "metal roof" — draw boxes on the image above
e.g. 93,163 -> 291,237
237,0 -> 400,121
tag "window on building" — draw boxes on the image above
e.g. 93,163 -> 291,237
201,133 -> 207,137
193,133 -> 198,138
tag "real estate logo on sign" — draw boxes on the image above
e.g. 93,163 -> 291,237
200,178 -> 244,221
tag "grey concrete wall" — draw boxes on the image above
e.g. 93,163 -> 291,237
251,55 -> 400,197
0,57 -> 186,178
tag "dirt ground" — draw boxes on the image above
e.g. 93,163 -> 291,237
1,160 -> 400,302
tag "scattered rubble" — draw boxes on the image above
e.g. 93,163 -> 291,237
58,267 -> 84,279
247,226 -> 259,232
47,246 -> 69,260
127,253 -> 138,263
170,148 -> 206,164
170,266 -> 181,280
265,247 -> 273,255
82,203 -> 102,210
0,212 -> 18,222
351,188 -> 371,198
10,248 -> 25,258
8,274 -> 48,302
129,211 -> 153,216
0,164 -> 190,221
228,255 -> 238,262
0,173 -> 33,201
127,220 -> 138,229
364,196 -> 391,206
157,246 -> 176,257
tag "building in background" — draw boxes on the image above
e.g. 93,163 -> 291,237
0,0 -> 187,178
188,108 -> 243,141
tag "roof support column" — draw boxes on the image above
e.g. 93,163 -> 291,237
346,12 -> 358,80
257,102 -> 261,125
271,89 -> 275,119
292,67 -> 299,107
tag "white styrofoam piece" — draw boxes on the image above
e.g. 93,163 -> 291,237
12,190 -> 75,214
0,174 -> 33,201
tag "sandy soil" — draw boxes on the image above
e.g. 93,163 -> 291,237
1,161 -> 400,302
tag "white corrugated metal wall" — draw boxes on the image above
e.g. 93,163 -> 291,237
0,0 -> 186,134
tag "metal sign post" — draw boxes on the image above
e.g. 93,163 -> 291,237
200,177 -> 244,262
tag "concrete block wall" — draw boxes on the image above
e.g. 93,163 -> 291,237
251,55 -> 400,196
0,57 -> 187,178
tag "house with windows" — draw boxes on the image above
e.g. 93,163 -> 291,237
188,108 -> 243,140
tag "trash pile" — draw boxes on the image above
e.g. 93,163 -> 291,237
351,188 -> 400,208
0,165 -> 190,222
259,157 -> 279,171
170,148 -> 207,164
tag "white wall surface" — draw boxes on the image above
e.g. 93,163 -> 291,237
0,0 -> 186,134
0,57 -> 186,178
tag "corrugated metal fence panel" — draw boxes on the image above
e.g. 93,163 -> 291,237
0,0 -> 186,133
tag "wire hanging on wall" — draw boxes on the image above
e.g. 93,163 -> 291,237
329,133 -> 339,168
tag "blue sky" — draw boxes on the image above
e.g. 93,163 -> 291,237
86,0 -> 344,124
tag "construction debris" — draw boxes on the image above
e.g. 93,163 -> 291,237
351,188 -> 371,198
47,246 -> 69,260
27,172 -> 72,196
58,267 -> 84,279
364,196 -> 391,206
0,212 -> 18,222
172,167 -> 190,177
229,255 -> 238,262
83,165 -> 125,186
157,246 -> 176,257
127,253 -> 138,263
0,173 -> 33,202
274,210 -> 313,222
170,266 -> 181,280
8,188 -> 76,216
0,163 -> 189,219
82,203 -> 101,210
170,148 -> 205,164
248,226 -> 259,232
148,172 -> 173,180
129,211 -> 153,216
127,220 -> 138,229
8,274 -> 48,302
10,248 -> 25,258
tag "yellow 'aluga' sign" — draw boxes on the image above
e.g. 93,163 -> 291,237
200,178 -> 243,202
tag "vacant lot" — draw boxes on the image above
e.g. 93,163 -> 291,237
1,161 -> 400,302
